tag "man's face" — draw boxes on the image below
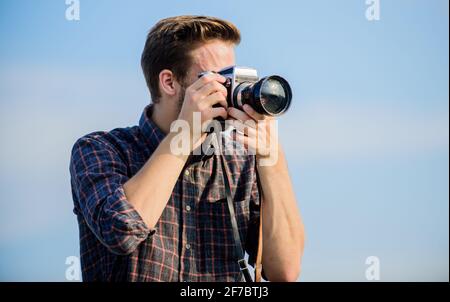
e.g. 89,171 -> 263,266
176,40 -> 236,109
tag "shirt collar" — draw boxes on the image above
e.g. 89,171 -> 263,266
139,105 -> 166,151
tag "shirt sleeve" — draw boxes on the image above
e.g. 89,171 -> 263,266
70,134 -> 155,255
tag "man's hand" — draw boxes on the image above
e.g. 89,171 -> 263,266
177,73 -> 229,143
227,104 -> 278,163
176,73 -> 229,152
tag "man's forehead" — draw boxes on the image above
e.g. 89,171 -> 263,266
191,40 -> 235,73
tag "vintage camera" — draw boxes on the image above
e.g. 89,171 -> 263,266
198,66 -> 292,116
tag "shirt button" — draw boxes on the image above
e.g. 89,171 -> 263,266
184,170 -> 190,176
186,205 -> 191,212
185,243 -> 191,250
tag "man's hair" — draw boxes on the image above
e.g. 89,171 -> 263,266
141,15 -> 241,102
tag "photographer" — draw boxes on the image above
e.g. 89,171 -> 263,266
69,15 -> 304,282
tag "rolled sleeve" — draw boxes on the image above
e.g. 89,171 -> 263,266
101,185 -> 156,254
70,134 -> 156,255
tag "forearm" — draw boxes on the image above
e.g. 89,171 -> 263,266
123,132 -> 189,229
257,146 -> 305,281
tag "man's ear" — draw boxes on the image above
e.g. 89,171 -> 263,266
159,69 -> 179,97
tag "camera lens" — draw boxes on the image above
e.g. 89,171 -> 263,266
233,75 -> 292,116
260,76 -> 291,115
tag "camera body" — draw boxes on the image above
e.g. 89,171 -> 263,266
199,66 -> 292,116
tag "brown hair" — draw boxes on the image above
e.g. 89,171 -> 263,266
141,15 -> 241,102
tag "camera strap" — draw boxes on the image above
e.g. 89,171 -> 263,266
219,153 -> 264,282
219,154 -> 253,282
254,168 -> 264,282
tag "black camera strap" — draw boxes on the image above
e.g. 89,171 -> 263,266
218,154 -> 253,282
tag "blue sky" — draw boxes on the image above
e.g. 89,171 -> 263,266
0,0 -> 448,281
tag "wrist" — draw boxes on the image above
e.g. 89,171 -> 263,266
161,132 -> 191,162
256,141 -> 283,168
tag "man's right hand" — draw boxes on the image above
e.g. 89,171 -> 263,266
177,72 -> 228,129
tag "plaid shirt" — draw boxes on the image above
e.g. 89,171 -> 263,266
70,105 -> 261,282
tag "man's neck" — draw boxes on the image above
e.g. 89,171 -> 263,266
150,101 -> 179,134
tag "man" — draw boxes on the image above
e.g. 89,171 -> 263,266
70,15 -> 304,282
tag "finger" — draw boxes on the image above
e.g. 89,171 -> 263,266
233,119 -> 257,137
190,73 -> 226,91
196,80 -> 228,99
202,92 -> 228,109
243,104 -> 266,121
207,106 -> 228,120
234,132 -> 257,155
227,107 -> 253,123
